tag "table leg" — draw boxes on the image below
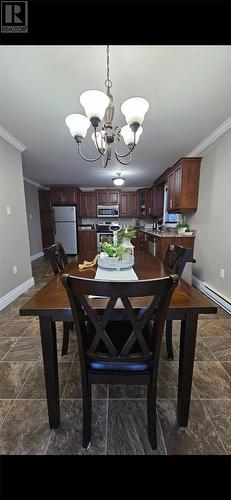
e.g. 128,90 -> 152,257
177,314 -> 198,427
39,316 -> 60,428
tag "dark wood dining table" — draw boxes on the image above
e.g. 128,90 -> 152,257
20,250 -> 217,430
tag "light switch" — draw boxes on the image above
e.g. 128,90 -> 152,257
6,206 -> 12,216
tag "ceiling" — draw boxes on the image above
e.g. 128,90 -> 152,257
1,45 -> 231,188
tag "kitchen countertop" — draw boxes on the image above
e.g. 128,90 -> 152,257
135,228 -> 195,238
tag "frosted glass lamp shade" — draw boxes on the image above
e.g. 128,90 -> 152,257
120,125 -> 143,146
113,176 -> 125,186
80,90 -> 110,121
91,131 -> 106,151
121,97 -> 149,126
65,114 -> 90,138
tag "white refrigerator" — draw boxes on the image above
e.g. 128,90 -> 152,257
53,206 -> 78,254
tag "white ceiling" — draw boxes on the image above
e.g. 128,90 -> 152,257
1,45 -> 231,187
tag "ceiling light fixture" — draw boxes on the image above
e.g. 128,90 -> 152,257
65,46 -> 149,168
112,172 -> 125,186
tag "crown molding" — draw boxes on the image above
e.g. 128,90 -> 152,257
24,177 -> 49,190
0,125 -> 26,152
187,116 -> 231,157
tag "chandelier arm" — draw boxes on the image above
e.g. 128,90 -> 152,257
114,131 -> 136,158
114,150 -> 133,166
77,142 -> 102,162
102,149 -> 110,168
94,128 -> 107,155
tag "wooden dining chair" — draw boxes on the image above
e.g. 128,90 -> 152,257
162,244 -> 195,359
62,273 -> 178,450
44,242 -> 73,356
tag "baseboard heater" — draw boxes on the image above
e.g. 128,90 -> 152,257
192,275 -> 231,314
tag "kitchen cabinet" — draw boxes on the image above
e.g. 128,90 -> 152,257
136,230 -> 149,250
120,191 -> 138,217
167,157 -> 202,213
96,189 -> 120,205
155,235 -> 195,261
80,192 -> 96,218
152,185 -> 164,217
50,187 -> 79,205
78,230 -> 97,251
38,190 -> 54,248
138,188 -> 152,218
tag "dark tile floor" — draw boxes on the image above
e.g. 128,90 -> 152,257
0,256 -> 231,455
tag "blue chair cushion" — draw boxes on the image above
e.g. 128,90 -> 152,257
89,359 -> 152,372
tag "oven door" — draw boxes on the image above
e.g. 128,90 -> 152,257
97,232 -> 113,250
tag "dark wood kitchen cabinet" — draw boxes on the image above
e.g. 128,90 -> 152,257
79,192 -> 96,218
152,184 -> 164,217
167,157 -> 202,213
78,230 -> 97,251
96,190 -> 120,205
136,230 -> 148,250
50,187 -> 79,205
155,235 -> 195,260
120,191 -> 138,217
38,190 -> 54,248
138,188 -> 152,218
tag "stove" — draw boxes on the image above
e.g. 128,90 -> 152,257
96,222 -> 113,250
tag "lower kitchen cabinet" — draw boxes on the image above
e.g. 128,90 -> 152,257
135,230 -> 149,250
155,236 -> 195,260
78,230 -> 97,251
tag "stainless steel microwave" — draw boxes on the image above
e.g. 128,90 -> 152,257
97,205 -> 119,218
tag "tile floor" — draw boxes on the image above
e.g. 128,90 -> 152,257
0,256 -> 231,455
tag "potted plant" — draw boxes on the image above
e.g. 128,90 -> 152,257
117,228 -> 136,244
99,240 -> 134,269
176,222 -> 190,234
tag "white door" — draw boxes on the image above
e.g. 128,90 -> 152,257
55,222 -> 77,254
53,206 -> 76,222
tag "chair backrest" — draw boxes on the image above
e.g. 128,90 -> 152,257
62,274 -> 178,371
163,244 -> 194,277
44,242 -> 68,275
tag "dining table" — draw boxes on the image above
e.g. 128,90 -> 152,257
20,250 -> 217,430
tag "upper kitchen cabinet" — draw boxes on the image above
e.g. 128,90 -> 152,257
167,157 -> 202,213
50,186 -> 79,205
96,189 -> 120,205
38,190 -> 54,248
138,188 -> 152,218
152,184 -> 164,217
120,191 -> 138,217
79,191 -> 96,218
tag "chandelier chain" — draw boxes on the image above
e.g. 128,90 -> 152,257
105,45 -> 112,89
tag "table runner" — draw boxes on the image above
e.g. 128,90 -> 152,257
88,265 -> 138,298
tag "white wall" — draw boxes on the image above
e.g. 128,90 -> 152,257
0,137 -> 33,306
24,181 -> 43,258
187,129 -> 231,300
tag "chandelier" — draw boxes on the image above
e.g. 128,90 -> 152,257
65,46 -> 149,168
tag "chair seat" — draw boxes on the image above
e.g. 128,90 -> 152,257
89,359 -> 152,372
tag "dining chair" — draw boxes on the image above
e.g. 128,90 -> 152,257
44,242 -> 73,355
62,273 -> 178,450
162,244 -> 195,359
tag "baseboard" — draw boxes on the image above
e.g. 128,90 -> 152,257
31,251 -> 44,261
0,277 -> 35,311
192,275 -> 231,314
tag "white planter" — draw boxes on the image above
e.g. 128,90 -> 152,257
98,252 -> 134,270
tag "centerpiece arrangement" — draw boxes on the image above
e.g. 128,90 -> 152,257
98,225 -> 136,270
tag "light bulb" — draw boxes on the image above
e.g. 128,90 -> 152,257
121,97 -> 149,126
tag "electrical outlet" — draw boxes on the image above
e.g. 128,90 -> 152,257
13,265 -> 17,274
220,268 -> 225,278
6,206 -> 12,216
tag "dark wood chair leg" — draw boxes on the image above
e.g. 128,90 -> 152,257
166,319 -> 174,360
82,383 -> 92,449
147,384 -> 157,450
61,322 -> 70,356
